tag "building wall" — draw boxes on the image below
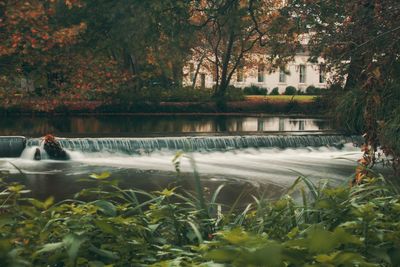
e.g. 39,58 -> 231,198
184,54 -> 329,94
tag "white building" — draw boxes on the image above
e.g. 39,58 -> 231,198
184,52 -> 328,94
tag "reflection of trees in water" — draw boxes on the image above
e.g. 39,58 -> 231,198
314,120 -> 331,130
0,116 -> 332,136
257,119 -> 267,132
0,117 -> 59,136
288,119 -> 326,131
49,117 -> 71,133
215,116 -> 227,132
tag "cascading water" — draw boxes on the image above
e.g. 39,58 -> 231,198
25,135 -> 363,155
1,133 -> 364,201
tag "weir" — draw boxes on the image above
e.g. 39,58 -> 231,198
1,134 -> 363,200
0,136 -> 26,157
25,135 -> 363,154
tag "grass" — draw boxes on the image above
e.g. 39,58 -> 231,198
1,165 -> 400,266
246,95 -> 318,104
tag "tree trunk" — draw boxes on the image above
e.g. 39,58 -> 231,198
172,61 -> 183,88
192,54 -> 206,89
214,30 -> 236,111
344,56 -> 363,90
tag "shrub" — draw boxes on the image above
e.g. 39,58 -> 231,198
329,83 -> 344,91
270,87 -> 280,95
380,106 -> 400,157
334,88 -> 365,133
228,86 -> 246,101
112,86 -> 214,104
297,89 -> 305,95
306,86 -> 326,95
243,85 -> 268,95
284,86 -> 297,95
161,86 -> 213,102
305,85 -> 316,95
0,171 -> 398,266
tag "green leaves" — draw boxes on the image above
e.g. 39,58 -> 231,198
218,228 -> 249,245
205,230 -> 284,267
27,196 -> 54,210
315,252 -> 376,267
36,242 -> 64,255
306,227 -> 361,254
94,220 -> 117,235
156,188 -> 177,198
89,245 -> 119,261
36,234 -> 86,264
205,226 -> 364,266
92,200 -> 117,217
0,171 -> 399,266
63,234 -> 86,262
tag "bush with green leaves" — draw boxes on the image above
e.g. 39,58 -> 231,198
243,85 -> 268,95
305,86 -> 326,95
0,167 -> 399,266
225,85 -> 246,101
270,87 -> 280,95
284,86 -> 297,95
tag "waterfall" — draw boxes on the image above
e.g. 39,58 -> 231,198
25,135 -> 362,154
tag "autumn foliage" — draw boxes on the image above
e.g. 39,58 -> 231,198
0,0 -> 85,58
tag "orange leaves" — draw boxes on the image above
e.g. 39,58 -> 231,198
0,45 -> 16,57
372,67 -> 381,79
353,144 -> 374,185
64,0 -> 83,9
11,33 -> 22,48
29,36 -> 38,48
146,52 -> 157,65
25,8 -> 45,20
354,165 -> 367,185
41,33 -> 50,41
0,0 -> 85,63
52,23 -> 87,47
5,1 -> 46,25
62,54 -> 134,100
353,157 -> 369,185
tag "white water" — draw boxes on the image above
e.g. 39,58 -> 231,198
1,143 -> 361,187
26,135 -> 361,153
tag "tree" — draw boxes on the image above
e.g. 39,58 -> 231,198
0,0 -> 85,94
190,0 -> 285,108
283,0 -> 400,175
0,0 -> 198,99
74,0 -> 197,90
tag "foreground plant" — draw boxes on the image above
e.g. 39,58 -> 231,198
0,171 -> 399,266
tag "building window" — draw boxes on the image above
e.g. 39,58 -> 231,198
279,67 -> 286,83
299,64 -> 306,83
319,64 -> 326,83
189,63 -> 195,82
237,65 -> 244,82
258,64 -> 265,83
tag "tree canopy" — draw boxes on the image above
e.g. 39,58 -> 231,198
281,0 -> 400,174
0,0 -> 399,173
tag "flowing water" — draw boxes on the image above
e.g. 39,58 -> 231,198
0,115 -> 362,202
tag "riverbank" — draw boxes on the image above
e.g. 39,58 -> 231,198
0,95 -> 324,115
